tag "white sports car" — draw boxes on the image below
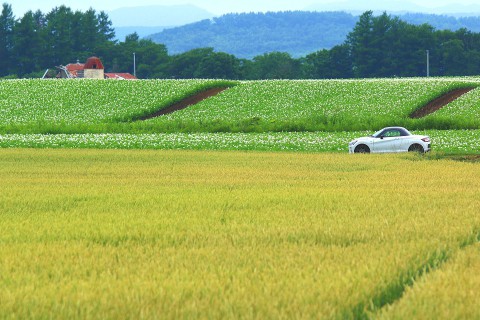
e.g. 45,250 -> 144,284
349,127 -> 431,153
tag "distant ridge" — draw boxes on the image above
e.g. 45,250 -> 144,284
305,0 -> 480,16
148,11 -> 358,59
148,11 -> 480,59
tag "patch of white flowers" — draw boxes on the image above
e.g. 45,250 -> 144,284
0,132 -> 358,151
422,129 -> 480,153
150,78 -> 480,125
0,79 -> 228,124
0,130 -> 478,153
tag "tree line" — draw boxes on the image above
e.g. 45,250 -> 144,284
2,3 -> 480,79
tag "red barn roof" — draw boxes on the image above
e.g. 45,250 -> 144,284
105,73 -> 137,80
84,56 -> 104,70
64,62 -> 85,77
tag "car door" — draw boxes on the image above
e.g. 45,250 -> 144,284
396,135 -> 412,151
372,129 -> 401,152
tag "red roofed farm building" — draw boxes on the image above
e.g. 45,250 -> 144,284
56,56 -> 136,80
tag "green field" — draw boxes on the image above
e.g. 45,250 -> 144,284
0,149 -> 479,319
148,78 -> 480,132
1,78 -> 480,135
0,79 -> 235,130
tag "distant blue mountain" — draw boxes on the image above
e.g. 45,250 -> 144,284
147,11 -> 480,59
401,13 -> 480,32
305,0 -> 480,16
148,11 -> 358,59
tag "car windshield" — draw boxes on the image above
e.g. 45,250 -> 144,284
371,129 -> 384,137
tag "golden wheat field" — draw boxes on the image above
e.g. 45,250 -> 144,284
0,149 -> 479,319
378,244 -> 480,320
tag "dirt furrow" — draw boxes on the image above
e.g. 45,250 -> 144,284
139,87 -> 228,120
410,87 -> 475,118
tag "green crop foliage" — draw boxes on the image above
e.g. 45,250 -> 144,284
146,78 -> 480,132
0,149 -> 479,319
1,78 -> 480,134
0,79 -> 235,127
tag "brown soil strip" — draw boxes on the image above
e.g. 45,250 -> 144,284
410,87 -> 475,119
139,87 -> 228,120
448,155 -> 480,163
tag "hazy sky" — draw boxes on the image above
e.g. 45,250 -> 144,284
5,0 -> 480,16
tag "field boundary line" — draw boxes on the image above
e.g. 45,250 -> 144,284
355,229 -> 480,318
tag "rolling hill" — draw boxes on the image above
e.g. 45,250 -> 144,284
148,11 -> 480,59
148,11 -> 357,59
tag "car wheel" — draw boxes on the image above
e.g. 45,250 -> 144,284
408,144 -> 424,153
354,144 -> 370,153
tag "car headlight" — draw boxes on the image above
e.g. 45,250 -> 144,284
349,140 -> 358,146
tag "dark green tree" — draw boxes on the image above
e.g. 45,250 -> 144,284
346,11 -> 439,78
329,44 -> 354,78
440,39 -> 468,75
194,51 -> 240,79
111,33 -> 169,78
0,3 -> 15,76
347,11 -> 375,78
112,32 -> 139,74
69,10 -> 83,58
168,48 -> 216,79
250,52 -> 301,79
303,49 -> 330,78
392,23 -> 435,77
134,39 -> 169,78
44,6 -> 76,66
303,44 -> 353,79
12,10 -> 45,75
97,11 -> 115,43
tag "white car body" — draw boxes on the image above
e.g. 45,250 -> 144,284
349,127 -> 431,154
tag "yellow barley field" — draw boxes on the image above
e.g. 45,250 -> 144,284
378,243 -> 480,320
0,149 -> 479,319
